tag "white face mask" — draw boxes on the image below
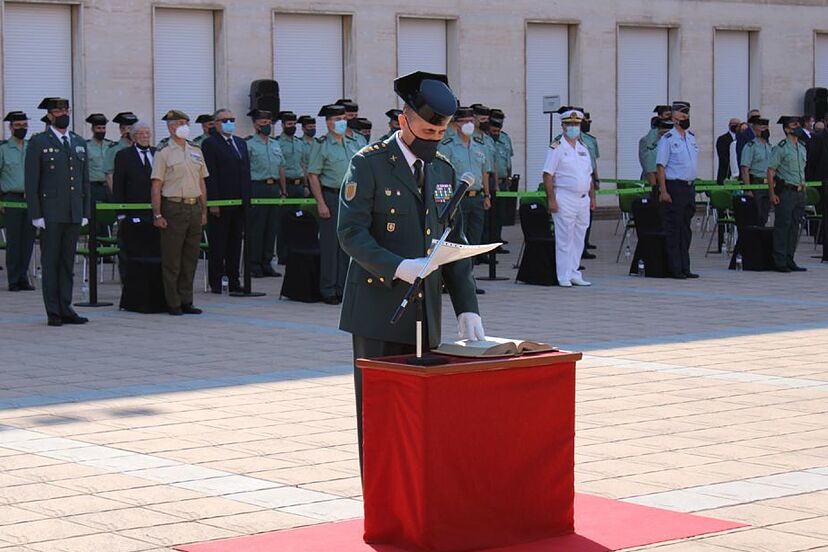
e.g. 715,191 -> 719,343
174,124 -> 190,139
460,122 -> 475,137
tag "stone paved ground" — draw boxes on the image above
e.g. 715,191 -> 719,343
0,217 -> 827,552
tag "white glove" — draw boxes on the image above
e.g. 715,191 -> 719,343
458,312 -> 486,341
394,257 -> 437,284
32,218 -> 46,229
81,218 -> 89,227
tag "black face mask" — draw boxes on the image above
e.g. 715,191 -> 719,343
283,126 -> 296,136
760,130 -> 770,140
53,114 -> 70,130
581,121 -> 591,133
404,119 -> 440,163
304,128 -> 316,138
258,124 -> 272,136
678,119 -> 690,130
12,128 -> 28,140
479,121 -> 491,133
93,131 -> 107,141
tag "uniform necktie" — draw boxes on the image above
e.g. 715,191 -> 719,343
414,159 -> 424,193
61,135 -> 70,152
227,137 -> 241,160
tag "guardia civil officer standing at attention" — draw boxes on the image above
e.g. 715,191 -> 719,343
740,117 -> 772,226
151,110 -> 208,315
276,110 -> 307,264
656,101 -> 699,279
84,114 -> 113,202
768,116 -> 808,273
543,109 -> 595,287
1,111 -> 36,291
338,71 -> 483,472
25,98 -> 91,326
245,109 -> 285,278
298,115 -> 316,179
307,104 -> 361,304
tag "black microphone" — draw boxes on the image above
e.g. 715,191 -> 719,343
438,172 -> 475,226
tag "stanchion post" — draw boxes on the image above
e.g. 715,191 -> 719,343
76,202 -> 113,308
230,196 -> 265,298
478,177 -> 509,282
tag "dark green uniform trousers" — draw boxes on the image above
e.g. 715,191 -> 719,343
319,188 -> 348,299
2,193 -> 36,287
160,200 -> 202,308
275,181 -> 305,264
773,187 -> 805,269
90,182 -> 110,237
39,221 -> 81,317
249,181 -> 280,275
461,194 -> 485,245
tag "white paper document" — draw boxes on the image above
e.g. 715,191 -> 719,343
428,240 -> 501,268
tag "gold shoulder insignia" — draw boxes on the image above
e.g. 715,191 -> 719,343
550,139 -> 561,149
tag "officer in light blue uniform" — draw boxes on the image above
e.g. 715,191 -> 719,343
656,100 -> 699,279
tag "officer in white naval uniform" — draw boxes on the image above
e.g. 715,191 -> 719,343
542,109 -> 595,287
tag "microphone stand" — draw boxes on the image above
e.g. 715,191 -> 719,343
390,217 -> 458,367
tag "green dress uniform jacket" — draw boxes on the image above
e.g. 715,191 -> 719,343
246,136 -> 284,181
337,136 -> 479,347
85,137 -> 112,182
492,131 -> 514,180
25,130 -> 91,223
769,138 -> 807,184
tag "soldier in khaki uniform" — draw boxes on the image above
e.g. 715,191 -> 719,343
151,110 -> 208,315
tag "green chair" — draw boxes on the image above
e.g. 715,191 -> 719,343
77,225 -> 120,282
95,208 -> 119,245
705,189 -> 735,257
803,186 -> 823,249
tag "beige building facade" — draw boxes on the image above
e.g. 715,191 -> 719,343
2,0 -> 828,204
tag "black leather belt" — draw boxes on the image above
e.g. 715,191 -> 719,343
666,179 -> 692,185
777,182 -> 804,192
91,181 -> 106,186
1,191 -> 24,199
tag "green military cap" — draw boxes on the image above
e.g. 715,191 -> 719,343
395,71 -> 458,125
348,117 -> 372,131
490,108 -> 505,120
335,98 -> 359,112
195,114 -> 214,124
470,103 -> 491,116
248,108 -> 273,120
85,113 -> 108,125
489,118 -> 503,129
4,111 -> 28,122
40,115 -> 50,124
671,101 -> 690,114
112,112 -> 138,125
298,115 -> 315,126
277,111 -> 297,122
40,97 -> 69,110
162,109 -> 190,122
385,109 -> 403,121
454,106 -> 473,119
318,104 -> 346,118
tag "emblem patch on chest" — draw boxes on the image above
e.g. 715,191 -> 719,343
344,181 -> 357,201
434,183 -> 453,204
387,222 -> 396,233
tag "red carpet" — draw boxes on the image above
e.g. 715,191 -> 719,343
175,493 -> 746,552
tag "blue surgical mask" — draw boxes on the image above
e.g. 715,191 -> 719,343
565,126 -> 581,139
333,119 -> 348,135
221,121 -> 236,134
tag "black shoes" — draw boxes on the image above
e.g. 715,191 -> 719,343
586,244 -> 597,250
62,314 -> 89,324
47,316 -> 63,327
684,272 -> 700,279
670,273 -> 688,280
181,304 -> 202,314
323,296 -> 341,305
581,252 -> 597,260
475,288 -> 486,295
169,307 -> 183,316
18,281 -> 35,291
774,266 -> 792,273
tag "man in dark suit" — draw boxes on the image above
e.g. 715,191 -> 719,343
201,109 -> 251,293
113,121 -> 157,257
24,97 -> 91,326
806,115 -> 828,261
716,118 -> 739,185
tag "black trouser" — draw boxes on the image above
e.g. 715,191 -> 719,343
822,182 -> 828,262
2,193 -> 35,287
40,221 -> 81,318
773,185 -> 806,269
276,180 -> 305,264
319,188 -> 348,299
207,205 -> 243,291
352,335 -> 418,477
661,180 -> 695,276
584,209 -> 594,249
90,182 -> 110,237
751,177 -> 770,227
248,181 -> 280,274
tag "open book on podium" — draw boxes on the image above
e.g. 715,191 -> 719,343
434,337 -> 557,358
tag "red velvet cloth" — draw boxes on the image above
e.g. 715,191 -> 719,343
361,353 -> 576,552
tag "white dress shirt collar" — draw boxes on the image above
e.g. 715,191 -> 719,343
395,132 -> 420,174
50,126 -> 69,143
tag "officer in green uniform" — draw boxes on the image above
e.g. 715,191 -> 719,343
740,117 -> 772,226
1,111 -> 35,291
298,115 -> 316,175
307,104 -> 361,304
639,106 -> 673,185
25,98 -> 91,326
104,112 -> 138,190
336,98 -> 360,144
276,111 -> 307,264
84,114 -> 113,201
580,112 -> 600,255
488,111 -> 513,247
349,117 -> 372,147
246,108 -> 285,277
768,116 -> 808,272
470,105 -> 497,255
193,114 -> 215,147
439,106 -> 492,247
378,109 -> 402,141
338,71 -> 483,472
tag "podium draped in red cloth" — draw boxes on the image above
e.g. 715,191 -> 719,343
358,351 -> 580,552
